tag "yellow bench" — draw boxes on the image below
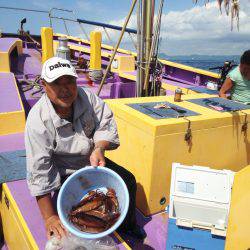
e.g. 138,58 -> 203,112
0,73 -> 25,136
0,38 -> 23,72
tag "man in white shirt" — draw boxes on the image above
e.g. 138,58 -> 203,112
25,57 -> 145,240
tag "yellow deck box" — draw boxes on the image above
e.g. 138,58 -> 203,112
105,94 -> 250,216
225,165 -> 250,250
111,55 -> 135,73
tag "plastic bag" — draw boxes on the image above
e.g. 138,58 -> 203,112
45,234 -> 118,250
45,236 -> 63,250
89,236 -> 118,250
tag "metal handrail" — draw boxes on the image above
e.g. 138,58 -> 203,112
0,6 -> 48,13
50,15 -> 137,50
49,8 -> 74,35
77,18 -> 137,34
49,8 -> 73,28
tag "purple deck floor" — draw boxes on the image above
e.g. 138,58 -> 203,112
17,48 -> 42,77
0,133 -> 24,153
120,210 -> 168,250
0,73 -> 22,113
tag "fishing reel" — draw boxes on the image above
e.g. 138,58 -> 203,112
209,60 -> 237,88
150,58 -> 163,77
148,59 -> 163,96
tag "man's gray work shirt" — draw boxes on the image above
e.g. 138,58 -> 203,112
25,87 -> 119,197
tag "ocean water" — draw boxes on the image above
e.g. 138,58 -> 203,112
160,54 -> 240,73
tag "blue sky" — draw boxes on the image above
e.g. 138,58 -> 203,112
0,0 -> 249,55
0,0 -> 203,31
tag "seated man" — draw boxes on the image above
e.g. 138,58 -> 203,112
219,50 -> 250,104
25,57 -> 145,240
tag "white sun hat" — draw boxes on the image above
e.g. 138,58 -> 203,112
41,56 -> 78,83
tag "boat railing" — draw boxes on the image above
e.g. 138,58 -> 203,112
76,18 -> 137,49
48,8 -> 90,41
49,8 -> 137,50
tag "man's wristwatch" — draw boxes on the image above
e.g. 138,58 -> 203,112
93,146 -> 105,153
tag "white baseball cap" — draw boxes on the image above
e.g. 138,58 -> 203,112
41,57 -> 78,83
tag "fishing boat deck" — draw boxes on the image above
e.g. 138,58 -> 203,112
0,34 -> 224,250
0,35 -> 219,113
6,39 -> 137,113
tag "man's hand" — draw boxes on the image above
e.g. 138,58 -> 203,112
45,215 -> 67,239
90,146 -> 106,167
36,194 -> 67,239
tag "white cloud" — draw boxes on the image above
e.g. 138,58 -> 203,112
32,0 -> 61,10
161,1 -> 249,41
101,1 -> 250,55
75,1 -> 92,11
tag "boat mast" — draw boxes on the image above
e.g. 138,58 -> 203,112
145,0 -> 155,78
137,0 -> 155,97
136,0 -> 142,97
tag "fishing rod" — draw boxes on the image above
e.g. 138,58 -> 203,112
0,6 -> 48,13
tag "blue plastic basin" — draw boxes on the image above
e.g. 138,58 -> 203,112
57,166 -> 129,239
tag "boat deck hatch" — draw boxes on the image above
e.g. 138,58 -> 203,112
188,97 -> 250,112
127,102 -> 200,119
